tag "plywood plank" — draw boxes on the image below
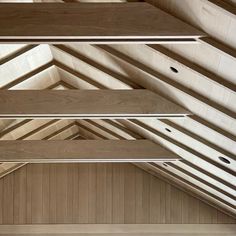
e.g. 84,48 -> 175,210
0,140 -> 179,163
0,224 -> 235,235
0,3 -> 204,43
0,90 -> 189,118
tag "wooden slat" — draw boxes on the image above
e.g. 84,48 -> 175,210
0,224 -> 235,235
0,3 -> 205,43
0,90 -> 190,118
0,140 -> 179,163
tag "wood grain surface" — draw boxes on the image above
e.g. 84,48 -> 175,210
0,90 -> 190,118
0,3 -> 205,43
0,140 -> 179,162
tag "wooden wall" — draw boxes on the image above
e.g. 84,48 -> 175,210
0,163 -> 234,224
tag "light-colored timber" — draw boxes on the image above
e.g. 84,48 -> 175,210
0,3 -> 205,43
0,90 -> 190,118
0,224 -> 235,235
0,140 -> 179,163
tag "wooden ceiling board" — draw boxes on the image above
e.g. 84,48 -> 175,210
0,0 -> 235,220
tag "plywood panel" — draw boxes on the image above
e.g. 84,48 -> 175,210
0,163 -> 234,224
0,224 -> 236,236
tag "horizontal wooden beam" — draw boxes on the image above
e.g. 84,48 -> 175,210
0,90 -> 190,118
0,3 -> 205,43
0,224 -> 235,235
0,140 -> 179,163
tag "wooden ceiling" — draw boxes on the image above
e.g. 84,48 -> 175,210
0,0 -> 235,220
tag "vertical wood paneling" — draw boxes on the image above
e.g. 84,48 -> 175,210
217,211 -> 236,223
124,164 -> 136,223
160,179 -> 167,223
56,164 -> 68,223
112,163 -> 124,223
0,178 -> 2,224
88,164 -> 96,223
165,183 -> 171,223
42,164 -> 50,223
150,175 -> 161,223
0,163 -> 234,224
66,164 -> 74,223
78,164 -> 89,223
188,194 -> 200,223
13,167 -> 27,224
3,173 -> 14,224
31,164 -> 43,223
199,201 -> 218,223
170,187 -> 182,223
142,171 -> 150,223
105,163 -> 113,223
26,165 -> 32,224
135,166 -> 143,223
72,164 -> 79,223
49,164 -> 57,223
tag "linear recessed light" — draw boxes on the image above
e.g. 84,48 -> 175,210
219,156 -> 230,164
170,66 -> 179,73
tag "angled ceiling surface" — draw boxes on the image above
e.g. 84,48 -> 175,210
0,0 -> 235,219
